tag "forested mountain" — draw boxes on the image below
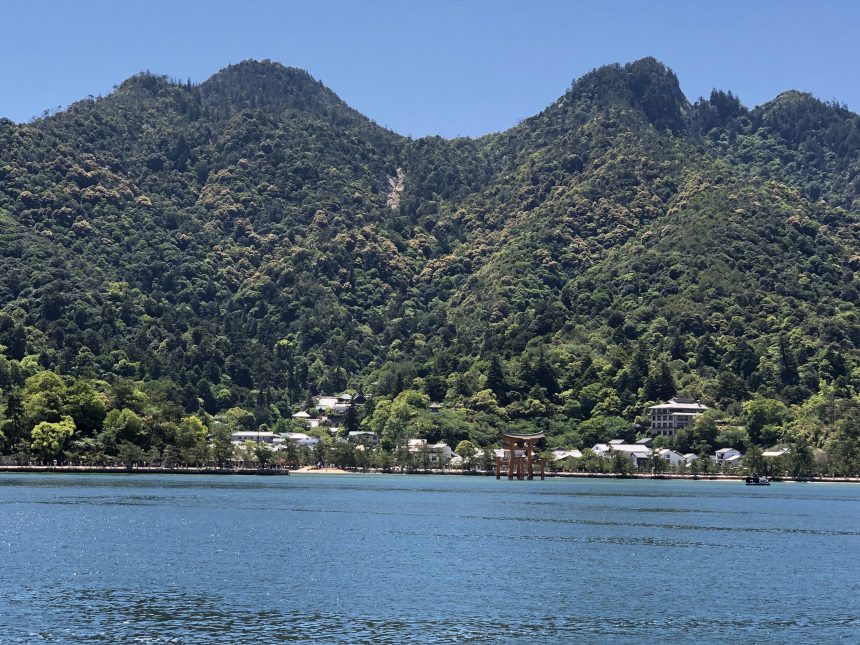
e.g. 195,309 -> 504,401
1,57 -> 859,471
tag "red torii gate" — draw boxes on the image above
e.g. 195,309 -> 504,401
495,432 -> 545,480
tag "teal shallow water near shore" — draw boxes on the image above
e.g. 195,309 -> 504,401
1,474 -> 858,643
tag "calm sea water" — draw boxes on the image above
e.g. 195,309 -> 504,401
0,474 -> 858,643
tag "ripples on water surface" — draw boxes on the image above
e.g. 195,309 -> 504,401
1,474 -> 858,643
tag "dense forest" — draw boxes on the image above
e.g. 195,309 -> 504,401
1,57 -> 859,474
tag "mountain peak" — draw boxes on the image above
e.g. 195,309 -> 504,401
198,59 -> 355,121
754,87 -> 860,159
565,57 -> 689,132
116,71 -> 174,96
205,59 -> 320,90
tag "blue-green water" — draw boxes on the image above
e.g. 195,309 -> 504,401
1,474 -> 858,643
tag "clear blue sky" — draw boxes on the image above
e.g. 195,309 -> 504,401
3,0 -> 858,137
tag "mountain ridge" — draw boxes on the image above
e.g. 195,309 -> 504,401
10,57 -> 856,140
0,57 -> 859,470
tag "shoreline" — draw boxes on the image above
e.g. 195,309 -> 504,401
0,465 -> 292,476
1,465 -> 858,483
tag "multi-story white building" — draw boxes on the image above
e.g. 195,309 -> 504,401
649,396 -> 708,436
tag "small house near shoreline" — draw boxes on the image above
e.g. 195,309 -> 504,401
282,432 -> 319,447
230,431 -> 281,447
593,441 -> 651,468
655,448 -> 686,467
408,439 -> 454,465
715,447 -> 743,468
348,431 -> 379,447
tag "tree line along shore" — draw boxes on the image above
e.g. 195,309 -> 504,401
2,372 -> 859,479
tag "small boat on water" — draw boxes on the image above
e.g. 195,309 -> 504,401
745,475 -> 770,486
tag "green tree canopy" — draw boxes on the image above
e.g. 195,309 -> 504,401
31,416 -> 75,461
